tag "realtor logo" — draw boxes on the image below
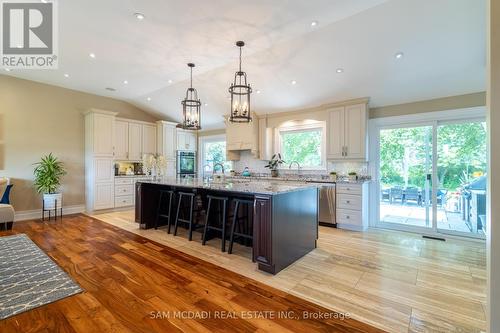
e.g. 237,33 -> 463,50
1,0 -> 58,69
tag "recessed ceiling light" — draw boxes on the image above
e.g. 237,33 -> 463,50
123,80 -> 128,84
5,68 -> 11,72
134,12 -> 145,20
64,73 -> 69,78
105,87 -> 116,91
311,21 -> 318,27
89,53 -> 96,59
291,80 -> 297,85
147,97 -> 151,101
256,90 -> 261,94
168,79 -> 173,84
336,68 -> 344,73
395,52 -> 404,59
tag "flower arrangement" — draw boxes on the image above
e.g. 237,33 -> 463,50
264,153 -> 286,177
348,171 -> 358,181
143,154 -> 167,179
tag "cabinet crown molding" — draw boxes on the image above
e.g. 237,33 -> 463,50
83,108 -> 119,116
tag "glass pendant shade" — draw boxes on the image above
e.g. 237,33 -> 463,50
229,41 -> 252,123
182,63 -> 201,130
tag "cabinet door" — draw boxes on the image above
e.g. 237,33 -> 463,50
177,131 -> 188,150
94,182 -> 114,210
327,107 -> 345,159
128,122 -> 143,160
94,158 -> 114,183
187,132 -> 197,151
93,113 -> 115,157
142,124 -> 156,155
164,125 -> 176,159
344,104 -> 366,159
114,120 -> 129,160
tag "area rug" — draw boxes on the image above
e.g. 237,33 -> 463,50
0,234 -> 82,319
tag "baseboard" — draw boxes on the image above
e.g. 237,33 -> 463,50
14,204 -> 85,221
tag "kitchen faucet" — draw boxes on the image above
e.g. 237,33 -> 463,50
213,162 -> 225,175
289,161 -> 301,176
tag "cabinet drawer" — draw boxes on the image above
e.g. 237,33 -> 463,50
337,184 -> 362,195
337,194 -> 362,210
115,195 -> 134,207
337,209 -> 362,225
115,178 -> 134,185
115,184 -> 134,195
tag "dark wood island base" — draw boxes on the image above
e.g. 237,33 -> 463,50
135,181 -> 318,274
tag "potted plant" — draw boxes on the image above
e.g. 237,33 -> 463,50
265,153 -> 286,177
33,153 -> 66,211
348,171 -> 358,182
329,171 -> 337,181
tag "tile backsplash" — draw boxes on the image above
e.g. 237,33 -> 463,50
232,151 -> 369,177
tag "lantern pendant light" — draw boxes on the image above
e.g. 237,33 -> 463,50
228,41 -> 252,123
181,63 -> 201,130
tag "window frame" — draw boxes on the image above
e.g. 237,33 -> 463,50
198,134 -> 231,176
276,122 -> 327,171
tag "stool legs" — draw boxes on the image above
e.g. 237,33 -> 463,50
228,201 -> 240,255
201,197 -> 212,246
174,192 -> 197,241
202,195 -> 228,252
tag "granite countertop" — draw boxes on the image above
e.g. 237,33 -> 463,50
115,174 -> 147,178
137,177 -> 319,195
225,175 -> 371,185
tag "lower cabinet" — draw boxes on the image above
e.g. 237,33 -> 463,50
94,182 -> 114,210
253,195 -> 273,272
336,183 -> 369,231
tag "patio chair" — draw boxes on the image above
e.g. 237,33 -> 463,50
404,187 -> 420,205
390,187 -> 403,204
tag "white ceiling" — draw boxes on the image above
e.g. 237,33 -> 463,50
3,0 -> 486,129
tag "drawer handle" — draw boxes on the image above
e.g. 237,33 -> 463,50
346,215 -> 350,219
346,200 -> 351,204
122,200 -> 127,203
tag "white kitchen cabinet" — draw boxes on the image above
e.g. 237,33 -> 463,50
84,109 -> 117,212
157,121 -> 177,160
327,103 -> 367,160
336,183 -> 369,231
177,129 -> 197,151
128,122 -> 143,160
258,117 -> 273,161
114,120 -> 129,160
142,124 -> 157,155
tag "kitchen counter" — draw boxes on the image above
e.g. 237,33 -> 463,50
225,175 -> 371,184
137,177 -> 318,195
135,178 -> 319,274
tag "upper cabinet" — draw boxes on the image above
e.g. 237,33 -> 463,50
176,129 -> 197,151
114,118 -> 157,161
87,111 -> 116,157
156,121 -> 177,159
142,124 -> 157,155
225,112 -> 259,160
327,103 -> 368,160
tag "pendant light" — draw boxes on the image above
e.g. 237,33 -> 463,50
228,41 -> 252,123
181,63 -> 201,130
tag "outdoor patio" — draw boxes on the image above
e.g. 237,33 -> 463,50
380,201 -> 474,233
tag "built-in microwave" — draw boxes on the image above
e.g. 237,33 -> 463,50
177,151 -> 196,177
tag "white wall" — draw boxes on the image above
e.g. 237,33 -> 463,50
487,1 -> 500,332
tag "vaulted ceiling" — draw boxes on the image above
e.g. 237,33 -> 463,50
4,0 -> 486,129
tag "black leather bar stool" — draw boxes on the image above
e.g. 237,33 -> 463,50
202,195 -> 229,252
154,190 -> 175,233
228,198 -> 254,256
174,191 -> 203,241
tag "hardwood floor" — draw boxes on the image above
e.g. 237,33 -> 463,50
92,210 -> 487,333
0,214 -> 382,333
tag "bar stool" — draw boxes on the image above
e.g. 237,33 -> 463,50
228,198 -> 254,256
154,190 -> 175,233
173,191 -> 203,241
202,195 -> 229,252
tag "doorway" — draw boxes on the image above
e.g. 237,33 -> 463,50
370,108 -> 487,239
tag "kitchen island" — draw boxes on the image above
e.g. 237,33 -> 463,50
135,178 -> 318,274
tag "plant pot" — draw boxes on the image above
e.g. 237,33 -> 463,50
348,175 -> 358,182
271,170 -> 279,178
43,193 -> 62,210
329,174 -> 337,181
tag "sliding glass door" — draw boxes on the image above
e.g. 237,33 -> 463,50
378,125 -> 434,231
375,117 -> 487,239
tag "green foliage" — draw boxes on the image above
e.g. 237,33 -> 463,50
33,153 -> 66,194
380,122 -> 486,192
204,141 -> 232,172
281,130 -> 321,167
265,153 -> 286,171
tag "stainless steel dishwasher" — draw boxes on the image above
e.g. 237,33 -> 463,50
308,181 -> 336,226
